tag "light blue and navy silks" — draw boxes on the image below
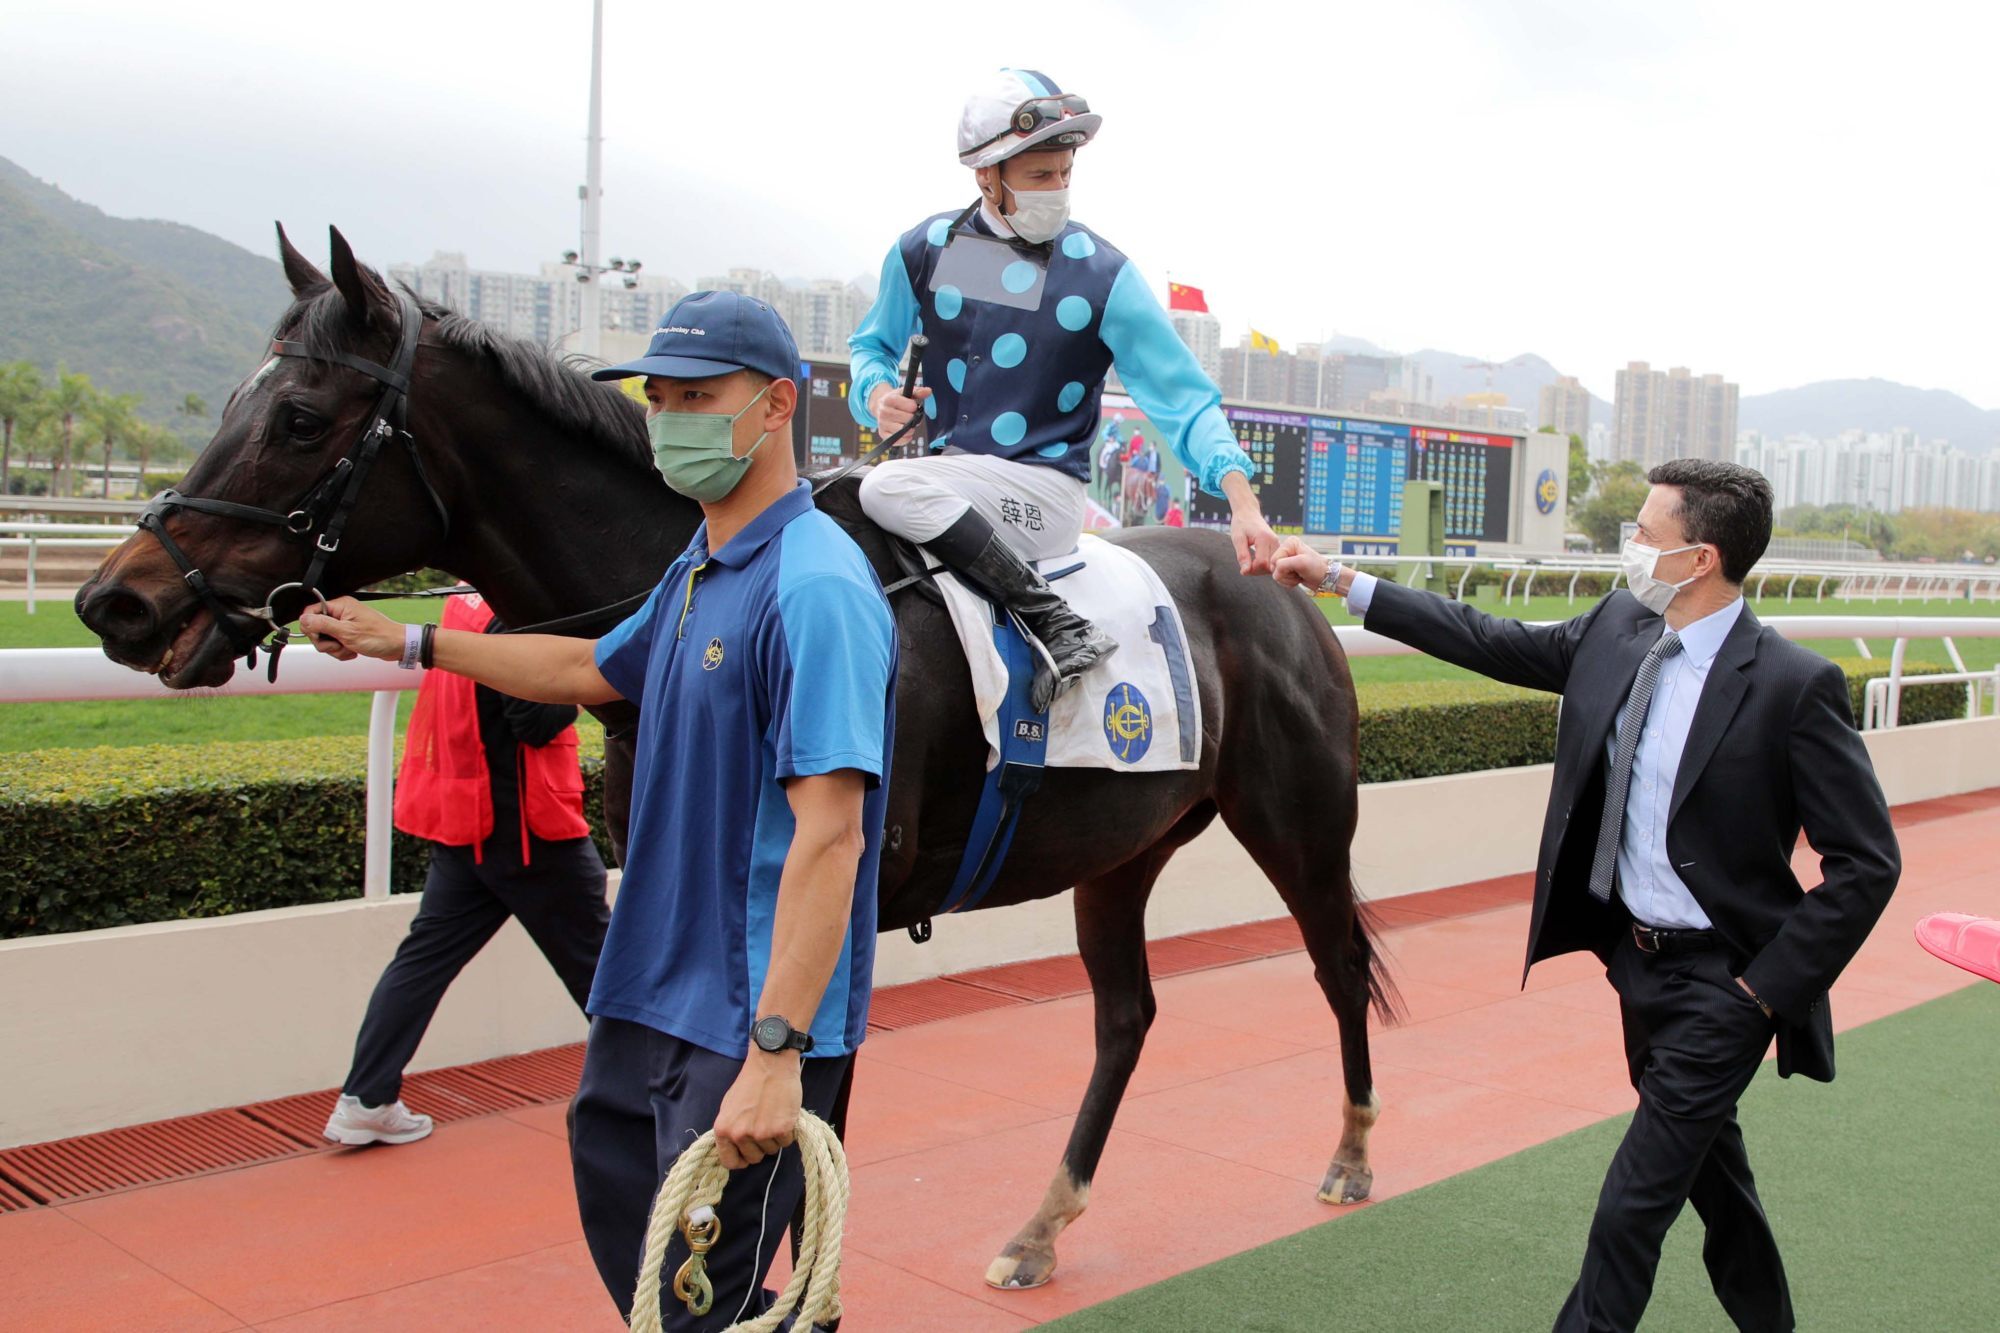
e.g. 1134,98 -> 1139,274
848,209 -> 1253,496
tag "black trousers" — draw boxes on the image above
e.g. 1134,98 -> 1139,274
342,836 -> 609,1106
570,1017 -> 852,1329
1555,932 -> 1793,1332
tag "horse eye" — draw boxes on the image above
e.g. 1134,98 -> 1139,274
286,410 -> 324,438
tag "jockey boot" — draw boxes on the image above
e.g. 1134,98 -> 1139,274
928,510 -> 1117,712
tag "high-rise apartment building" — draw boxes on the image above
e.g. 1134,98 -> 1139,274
1613,362 -> 1737,466
1170,312 -> 1223,385
388,253 -> 877,359
1735,428 -> 2000,515
1537,375 -> 1591,440
782,279 -> 868,358
389,251 -> 688,348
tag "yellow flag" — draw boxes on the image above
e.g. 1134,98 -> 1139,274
1250,328 -> 1281,357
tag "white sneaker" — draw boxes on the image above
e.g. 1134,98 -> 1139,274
323,1094 -> 434,1146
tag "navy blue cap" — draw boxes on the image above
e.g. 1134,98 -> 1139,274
591,290 -> 800,384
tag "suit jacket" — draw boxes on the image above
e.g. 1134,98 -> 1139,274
1364,581 -> 1901,1081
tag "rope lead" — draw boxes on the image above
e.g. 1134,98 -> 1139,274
629,1111 -> 849,1333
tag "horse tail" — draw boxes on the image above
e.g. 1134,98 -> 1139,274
1351,884 -> 1404,1026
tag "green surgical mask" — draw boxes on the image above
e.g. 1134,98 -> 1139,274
646,383 -> 773,502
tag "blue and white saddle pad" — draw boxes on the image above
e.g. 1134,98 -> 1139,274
933,534 -> 1202,773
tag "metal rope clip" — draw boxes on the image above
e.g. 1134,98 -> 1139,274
672,1203 -> 721,1317
250,583 -> 330,683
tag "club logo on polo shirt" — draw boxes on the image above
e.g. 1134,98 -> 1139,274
703,637 -> 725,671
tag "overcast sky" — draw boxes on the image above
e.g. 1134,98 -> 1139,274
4,0 -> 1991,404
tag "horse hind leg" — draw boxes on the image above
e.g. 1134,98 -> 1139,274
984,809 -> 1209,1291
1216,782 -> 1397,1207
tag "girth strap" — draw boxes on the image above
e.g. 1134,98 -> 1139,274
935,601 -> 1049,917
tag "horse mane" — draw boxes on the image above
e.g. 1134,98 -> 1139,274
274,279 -> 651,472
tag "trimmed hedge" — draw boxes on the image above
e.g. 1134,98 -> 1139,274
0,662 -> 1967,938
1833,657 -> 1966,728
1357,681 -> 1556,783
1,736 -> 612,938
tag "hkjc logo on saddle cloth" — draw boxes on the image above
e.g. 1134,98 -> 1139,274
702,638 -> 724,671
1102,683 -> 1153,764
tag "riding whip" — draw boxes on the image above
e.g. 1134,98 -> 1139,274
811,336 -> 929,494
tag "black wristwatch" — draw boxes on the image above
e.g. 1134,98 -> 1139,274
751,1014 -> 814,1055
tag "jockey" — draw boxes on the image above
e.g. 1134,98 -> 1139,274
851,68 -> 1282,710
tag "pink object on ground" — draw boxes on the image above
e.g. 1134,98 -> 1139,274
1914,913 -> 2000,984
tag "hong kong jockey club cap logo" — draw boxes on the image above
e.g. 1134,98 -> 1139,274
1102,682 -> 1152,764
1536,468 -> 1559,515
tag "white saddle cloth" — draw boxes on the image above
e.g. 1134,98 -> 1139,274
933,534 -> 1203,773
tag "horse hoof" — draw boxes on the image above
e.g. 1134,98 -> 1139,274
984,1246 -> 1058,1290
1317,1160 -> 1373,1205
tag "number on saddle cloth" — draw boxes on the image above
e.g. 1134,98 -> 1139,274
935,598 -> 1050,917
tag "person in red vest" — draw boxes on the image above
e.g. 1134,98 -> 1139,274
322,592 -> 609,1146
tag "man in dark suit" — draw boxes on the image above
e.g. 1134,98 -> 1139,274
1274,459 -> 1900,1332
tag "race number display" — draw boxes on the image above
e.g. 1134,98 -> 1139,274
1186,409 -> 1514,544
795,358 -> 925,469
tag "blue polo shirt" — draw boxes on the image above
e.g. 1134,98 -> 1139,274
587,481 -> 897,1059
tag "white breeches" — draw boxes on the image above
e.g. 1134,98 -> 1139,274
858,453 -> 1086,562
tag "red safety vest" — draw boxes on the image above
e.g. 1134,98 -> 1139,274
392,594 -> 590,863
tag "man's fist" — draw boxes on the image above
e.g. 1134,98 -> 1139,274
298,598 -> 405,662
870,383 -> 933,438
1271,537 -> 1336,592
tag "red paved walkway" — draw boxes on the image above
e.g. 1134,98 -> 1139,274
4,792 -> 1993,1330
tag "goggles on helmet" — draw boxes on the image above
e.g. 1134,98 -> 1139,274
966,94 -> 1092,155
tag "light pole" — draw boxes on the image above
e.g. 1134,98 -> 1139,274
558,0 -> 608,359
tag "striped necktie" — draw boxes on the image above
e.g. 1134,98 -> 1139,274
1588,630 -> 1685,903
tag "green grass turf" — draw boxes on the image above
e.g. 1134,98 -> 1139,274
4,594 -> 1996,751
1043,983 -> 2000,1332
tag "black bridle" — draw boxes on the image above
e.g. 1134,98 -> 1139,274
136,291 -> 449,680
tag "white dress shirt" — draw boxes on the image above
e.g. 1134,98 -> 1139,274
1610,597 -> 1743,928
1344,570 -> 1743,928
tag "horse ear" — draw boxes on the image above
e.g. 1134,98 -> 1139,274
326,226 -> 387,329
275,222 -> 326,296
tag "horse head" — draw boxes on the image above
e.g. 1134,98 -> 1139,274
79,225 -> 465,686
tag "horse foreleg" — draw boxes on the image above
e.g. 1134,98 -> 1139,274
985,852 -> 1171,1291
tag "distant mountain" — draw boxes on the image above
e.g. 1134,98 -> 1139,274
1406,349 -> 1610,425
1317,333 -> 1392,357
0,156 -> 290,432
1739,378 -> 1999,453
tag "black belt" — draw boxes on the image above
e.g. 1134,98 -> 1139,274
1631,921 -> 1723,955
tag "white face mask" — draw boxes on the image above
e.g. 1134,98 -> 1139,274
1621,539 -> 1702,614
1001,183 -> 1071,243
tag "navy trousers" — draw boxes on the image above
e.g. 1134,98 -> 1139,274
1555,933 -> 1793,1332
570,1017 -> 852,1329
342,836 -> 608,1106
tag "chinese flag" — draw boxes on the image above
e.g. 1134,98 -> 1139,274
1168,282 -> 1209,313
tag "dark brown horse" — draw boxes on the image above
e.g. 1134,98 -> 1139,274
76,226 -> 1396,1290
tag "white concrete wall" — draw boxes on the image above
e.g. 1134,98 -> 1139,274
4,716 -> 1994,1149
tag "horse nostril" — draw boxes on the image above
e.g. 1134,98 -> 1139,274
84,586 -> 160,641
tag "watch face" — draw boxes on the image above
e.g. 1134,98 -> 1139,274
753,1016 -> 787,1051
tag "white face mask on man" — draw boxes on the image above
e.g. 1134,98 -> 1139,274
1000,183 -> 1071,243
1621,540 -> 1703,614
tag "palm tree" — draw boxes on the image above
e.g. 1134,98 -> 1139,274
86,392 -> 140,498
0,362 -> 44,495
134,420 -> 177,492
48,368 -> 96,498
